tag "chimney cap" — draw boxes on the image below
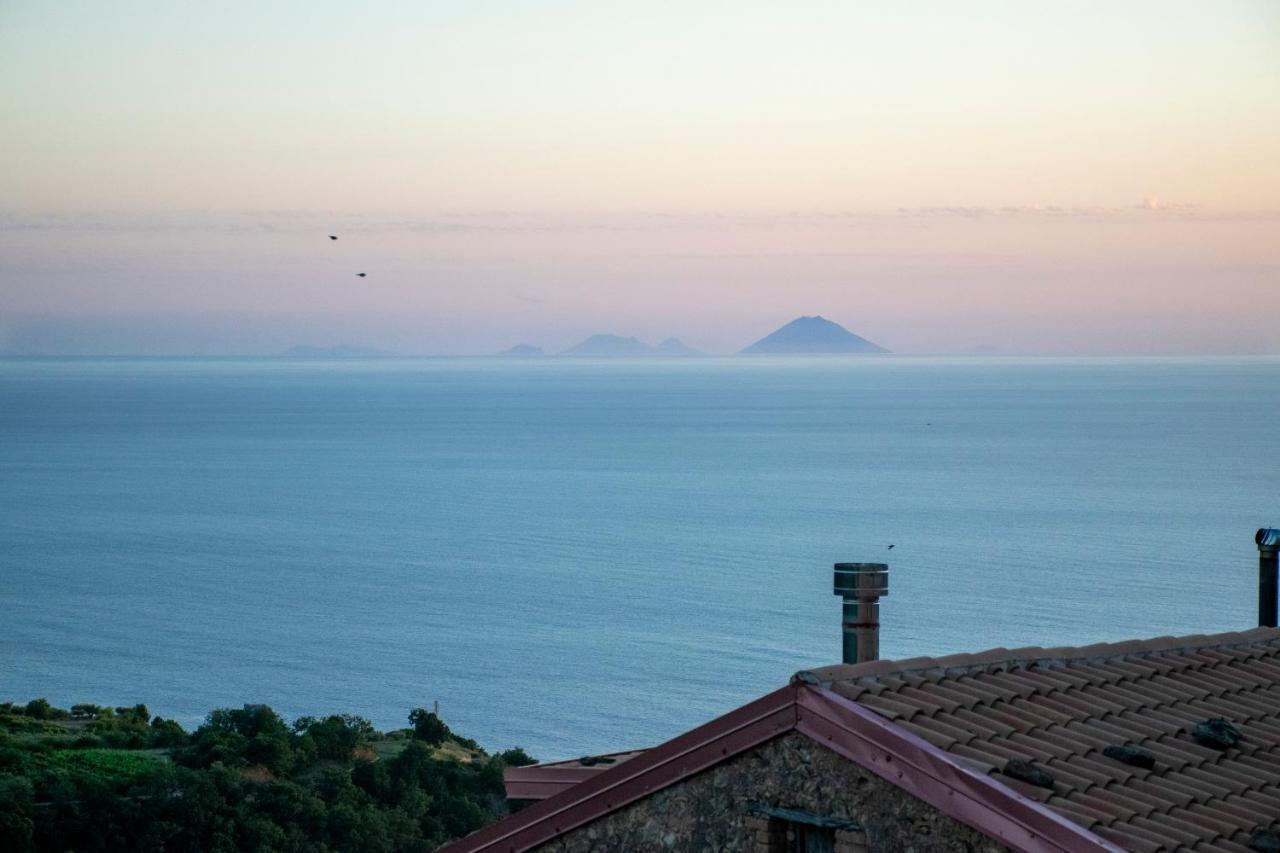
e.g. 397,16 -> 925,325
833,562 -> 888,598
1258,528 -> 1280,549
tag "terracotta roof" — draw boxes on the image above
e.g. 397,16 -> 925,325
797,627 -> 1280,853
449,628 -> 1280,853
504,750 -> 648,801
451,682 -> 1116,853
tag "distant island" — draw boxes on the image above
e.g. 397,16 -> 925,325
277,321 -> 887,359
559,334 -> 704,357
498,344 -> 546,357
652,337 -> 703,357
739,316 -> 888,355
276,345 -> 397,358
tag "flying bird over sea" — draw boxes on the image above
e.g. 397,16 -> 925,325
887,544 -> 895,550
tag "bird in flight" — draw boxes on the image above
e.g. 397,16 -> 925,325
356,273 -> 367,278
887,544 -> 895,550
329,235 -> 338,241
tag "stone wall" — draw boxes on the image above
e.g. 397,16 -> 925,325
534,731 -> 1008,853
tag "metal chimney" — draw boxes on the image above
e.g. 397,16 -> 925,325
833,563 -> 888,664
1258,528 -> 1279,628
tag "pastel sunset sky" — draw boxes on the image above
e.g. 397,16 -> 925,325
2,1 -> 1277,354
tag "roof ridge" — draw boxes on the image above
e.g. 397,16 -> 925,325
793,627 -> 1280,687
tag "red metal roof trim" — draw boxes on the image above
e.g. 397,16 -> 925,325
446,681 -> 1128,853
442,685 -> 798,852
795,686 -> 1124,853
504,751 -> 648,801
502,776 -> 590,802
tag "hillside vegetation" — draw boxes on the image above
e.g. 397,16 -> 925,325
0,698 -> 534,852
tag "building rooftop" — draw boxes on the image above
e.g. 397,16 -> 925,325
503,750 -> 648,801
797,626 -> 1280,853
461,627 -> 1280,852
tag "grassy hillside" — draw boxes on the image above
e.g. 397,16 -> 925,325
0,698 -> 534,852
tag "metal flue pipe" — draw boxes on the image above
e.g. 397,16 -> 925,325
1258,528 -> 1279,628
833,563 -> 889,664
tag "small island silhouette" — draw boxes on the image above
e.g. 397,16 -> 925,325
558,334 -> 704,357
276,345 -> 397,358
739,316 -> 888,355
498,344 -> 546,357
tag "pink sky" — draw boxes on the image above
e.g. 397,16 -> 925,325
1,2 -> 1277,354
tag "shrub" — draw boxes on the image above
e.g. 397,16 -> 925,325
22,700 -> 65,721
299,715 -> 373,761
147,717 -> 186,749
497,747 -> 536,767
407,709 -> 449,745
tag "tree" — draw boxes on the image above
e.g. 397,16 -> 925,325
147,717 -> 187,748
0,774 -> 35,853
301,715 -> 372,761
179,705 -> 291,774
22,699 -> 55,720
2,700 -> 514,851
115,704 -> 149,725
496,748 -> 536,767
407,709 -> 449,745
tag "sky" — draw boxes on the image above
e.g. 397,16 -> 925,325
1,1 -> 1278,355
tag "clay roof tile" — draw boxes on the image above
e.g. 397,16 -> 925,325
1027,725 -> 1104,757
1046,797 -> 1105,830
1182,802 -> 1255,837
1212,793 -> 1276,824
853,693 -> 921,721
950,705 -> 1022,738
1002,695 -> 1075,727
811,628 -> 1280,853
1129,813 -> 1209,848
1092,822 -> 1170,852
909,680 -> 986,709
1045,756 -> 1125,790
904,714 -> 980,747
1195,838 -> 1258,853
896,719 -> 959,751
1067,789 -> 1143,822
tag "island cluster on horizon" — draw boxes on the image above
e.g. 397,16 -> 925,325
284,316 -> 890,360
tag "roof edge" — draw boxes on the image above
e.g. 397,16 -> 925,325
795,686 -> 1124,853
796,627 -> 1280,686
441,684 -> 798,852
505,749 -> 647,772
444,680 -> 1126,853
503,749 -> 651,799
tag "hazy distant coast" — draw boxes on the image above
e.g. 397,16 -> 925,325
555,334 -> 704,358
274,316 -> 888,360
276,344 -> 398,358
492,316 -> 886,358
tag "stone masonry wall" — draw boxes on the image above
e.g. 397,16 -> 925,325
535,731 -> 1008,853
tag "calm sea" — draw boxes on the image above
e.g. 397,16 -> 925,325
2,357 -> 1278,758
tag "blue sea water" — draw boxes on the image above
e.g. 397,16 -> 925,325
1,356 -> 1278,759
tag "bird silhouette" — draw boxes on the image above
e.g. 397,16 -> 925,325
356,273 -> 366,278
329,235 -> 338,241
887,544 -> 895,550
